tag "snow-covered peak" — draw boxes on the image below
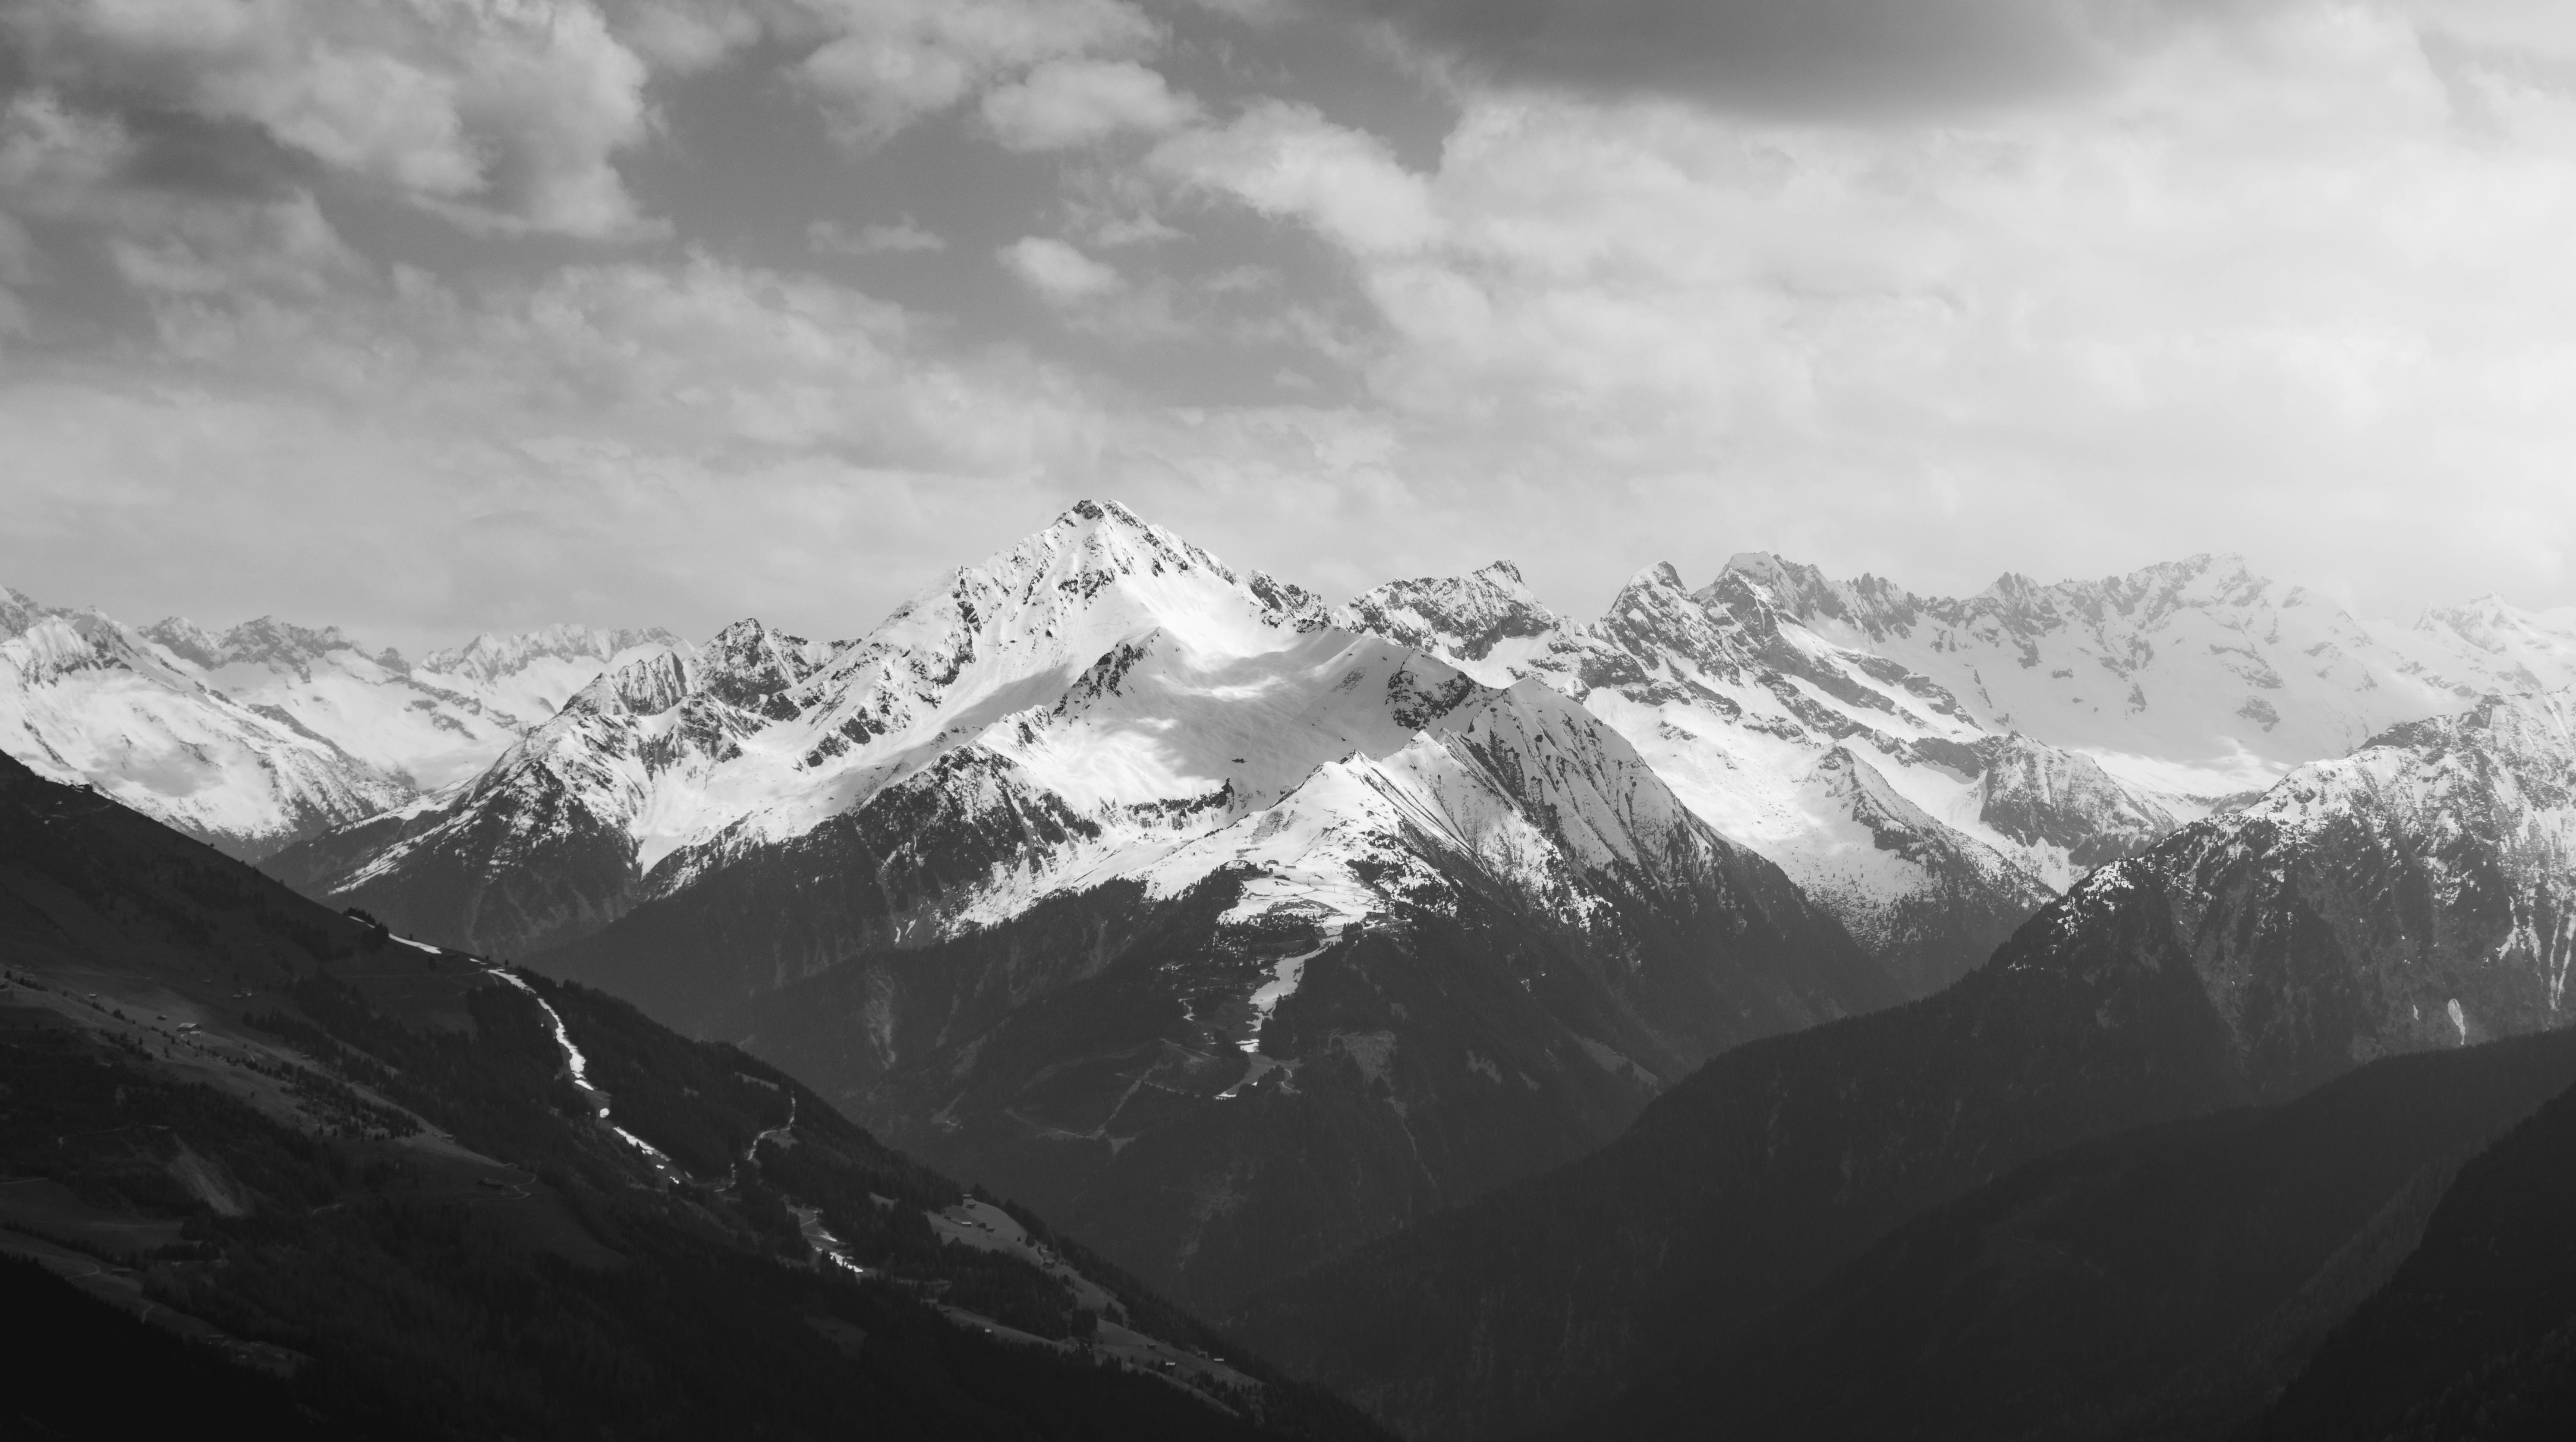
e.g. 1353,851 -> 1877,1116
788,499 -> 1333,779
1689,550 -> 2576,795
1967,553 -> 2272,633
418,623 -> 685,682
326,504 -> 1361,910
980,626 -> 1483,821
137,615 -> 223,665
2131,683 -> 2576,938
0,586 -> 43,638
141,614 -> 381,678
1707,553 -> 1928,641
2412,595 -> 2576,692
5,612 -> 161,686
1713,551 -> 2285,649
2003,680 -> 2576,1073
0,609 -> 409,856
568,646 -> 697,720
1719,550 -> 1796,593
1134,671 -> 1735,938
1598,561 -> 1743,668
1335,560 -> 1560,685
698,619 -> 831,718
2346,685 -> 2576,787
957,499 -> 1250,610
0,579 -> 700,832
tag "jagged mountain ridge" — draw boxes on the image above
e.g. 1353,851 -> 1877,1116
1721,549 -> 2576,792
1231,683 -> 2576,1442
0,582 -> 677,858
1339,560 -> 2164,991
254,504 -> 2576,1310
480,507 -> 1895,1303
138,613 -> 683,790
572,659 -> 1889,1305
1,601 -> 410,859
1338,551 -> 2576,993
269,502 -> 1345,958
267,619 -> 839,957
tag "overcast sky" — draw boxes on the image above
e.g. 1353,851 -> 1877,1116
2,0 -> 2571,652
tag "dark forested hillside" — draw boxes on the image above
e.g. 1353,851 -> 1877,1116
0,752 -> 1385,1441
1550,1027 -> 2576,1442
2244,1070 -> 2576,1442
1230,871 -> 2252,1440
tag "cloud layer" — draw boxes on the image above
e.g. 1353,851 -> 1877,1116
1,0 -> 2571,652
8,0 -> 659,236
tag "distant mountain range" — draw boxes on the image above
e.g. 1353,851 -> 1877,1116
1348,548 -> 2576,992
11,505 -> 2576,1439
10,502 -> 2576,1315
0,583 -> 673,857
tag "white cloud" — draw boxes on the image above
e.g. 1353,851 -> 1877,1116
999,236 -> 1124,303
1151,101 -> 1441,255
981,58 -> 1197,150
0,91 -> 368,317
794,0 -> 1162,143
0,91 -> 129,215
611,0 -> 765,72
1124,3 -> 2576,616
0,248 -> 1116,645
6,0 -> 657,239
809,216 -> 946,255
7,0 -> 2576,649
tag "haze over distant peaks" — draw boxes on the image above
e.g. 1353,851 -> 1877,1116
0,584 -> 682,856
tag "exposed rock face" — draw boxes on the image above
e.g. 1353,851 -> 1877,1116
2143,688 -> 2576,1082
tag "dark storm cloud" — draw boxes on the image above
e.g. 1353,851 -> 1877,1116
1313,0 -> 2261,116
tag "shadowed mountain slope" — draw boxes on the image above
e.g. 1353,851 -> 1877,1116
1554,1027 -> 2576,1442
1231,688 -> 2576,1441
2244,1065 -> 2576,1441
0,749 -> 1386,1441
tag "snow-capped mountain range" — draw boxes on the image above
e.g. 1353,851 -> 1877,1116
506,503 -> 1888,1301
1340,551 -> 2576,991
18,501 -> 2576,1304
0,584 -> 674,857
